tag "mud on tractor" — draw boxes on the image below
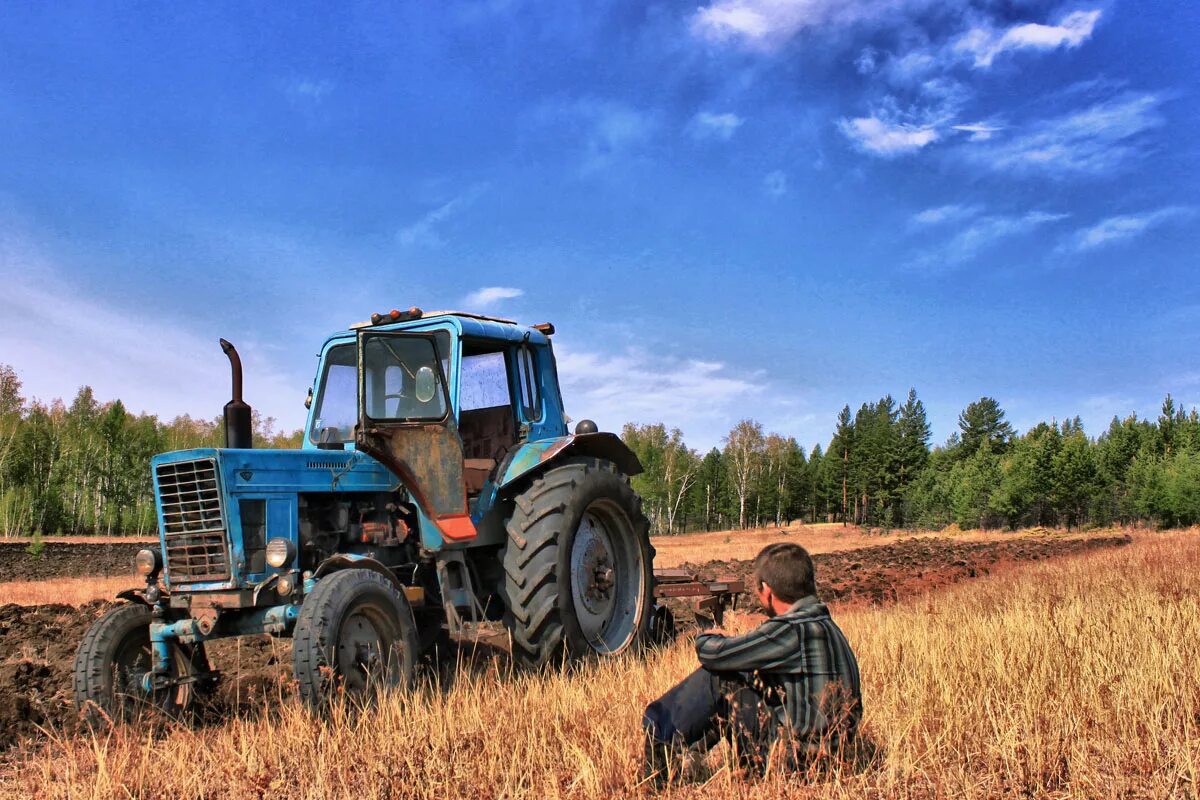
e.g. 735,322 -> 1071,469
74,308 -> 739,719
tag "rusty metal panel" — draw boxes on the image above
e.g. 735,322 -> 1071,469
652,568 -> 697,583
654,579 -> 744,599
359,424 -> 468,518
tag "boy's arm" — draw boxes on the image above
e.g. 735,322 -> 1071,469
695,618 -> 795,673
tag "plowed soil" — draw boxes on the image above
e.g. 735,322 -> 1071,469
0,542 -> 145,582
0,533 -> 1131,751
676,532 -> 1133,610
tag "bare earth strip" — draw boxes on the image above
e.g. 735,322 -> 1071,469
649,521 -> 1105,568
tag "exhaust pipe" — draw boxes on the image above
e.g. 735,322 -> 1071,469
220,339 -> 253,449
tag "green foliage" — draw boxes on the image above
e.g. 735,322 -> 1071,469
0,364 -> 302,536
956,397 -> 1015,457
3,358 -> 1195,537
25,528 -> 44,559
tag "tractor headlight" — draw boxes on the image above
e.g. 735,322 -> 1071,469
276,574 -> 295,596
134,548 -> 162,577
265,538 -> 295,569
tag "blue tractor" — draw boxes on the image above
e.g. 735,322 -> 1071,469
73,308 -> 654,716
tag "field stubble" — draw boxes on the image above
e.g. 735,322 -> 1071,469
2,532 -> 1196,799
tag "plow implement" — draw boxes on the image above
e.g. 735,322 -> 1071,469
651,568 -> 744,636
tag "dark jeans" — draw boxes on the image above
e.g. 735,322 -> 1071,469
642,667 -> 770,769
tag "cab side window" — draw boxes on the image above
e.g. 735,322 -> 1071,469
516,346 -> 541,422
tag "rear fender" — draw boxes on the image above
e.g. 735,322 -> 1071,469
495,432 -> 642,494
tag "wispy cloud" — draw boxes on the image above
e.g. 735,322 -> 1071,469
0,234 -> 303,429
463,286 -> 524,308
530,98 -> 659,174
690,0 -> 925,51
839,116 -> 938,157
555,343 -> 762,447
397,183 -> 489,247
909,210 -> 1068,271
955,10 -> 1102,68
911,204 -> 980,226
687,111 -> 744,142
967,92 -> 1166,177
951,121 -> 1003,142
286,78 -> 334,103
1060,206 -> 1196,253
763,170 -> 787,197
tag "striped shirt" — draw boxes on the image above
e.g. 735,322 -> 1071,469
695,595 -> 862,749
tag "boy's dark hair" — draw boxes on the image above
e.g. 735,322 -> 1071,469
752,542 -> 817,604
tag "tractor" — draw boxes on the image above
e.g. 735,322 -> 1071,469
73,308 -> 659,716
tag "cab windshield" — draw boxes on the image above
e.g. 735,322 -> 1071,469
308,332 -> 452,445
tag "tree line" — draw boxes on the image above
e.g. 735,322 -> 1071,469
0,365 -> 299,536
622,390 -> 1200,535
2,360 -> 1198,536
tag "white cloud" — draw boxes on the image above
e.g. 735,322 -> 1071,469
531,98 -> 658,174
763,170 -> 788,197
951,121 -> 1002,141
397,183 -> 489,247
909,210 -> 1068,271
687,111 -> 744,141
463,286 -> 524,308
956,10 -> 1102,68
855,46 -> 878,74
287,79 -> 334,103
968,92 -> 1165,177
690,0 -> 930,50
555,343 -> 763,449
1061,206 -> 1196,253
0,236 -> 305,431
911,204 -> 980,226
839,116 -> 938,157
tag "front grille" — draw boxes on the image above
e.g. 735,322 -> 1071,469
156,458 -> 230,582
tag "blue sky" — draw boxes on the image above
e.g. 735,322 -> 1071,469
1,1 -> 1197,451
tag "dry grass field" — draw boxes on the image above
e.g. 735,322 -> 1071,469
0,576 -> 136,607
2,531 -> 1195,799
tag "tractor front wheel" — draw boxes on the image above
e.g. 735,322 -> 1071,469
503,457 -> 653,668
292,569 -> 419,709
72,602 -> 208,727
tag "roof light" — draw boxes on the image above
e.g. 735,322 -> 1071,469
370,307 -> 423,325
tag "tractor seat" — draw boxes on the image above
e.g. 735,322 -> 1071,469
463,458 -> 496,495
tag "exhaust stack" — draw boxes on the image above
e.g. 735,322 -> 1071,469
220,339 -> 253,449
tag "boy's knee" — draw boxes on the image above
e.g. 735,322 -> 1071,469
642,701 -> 672,742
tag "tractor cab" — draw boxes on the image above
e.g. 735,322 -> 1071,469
303,309 -> 569,544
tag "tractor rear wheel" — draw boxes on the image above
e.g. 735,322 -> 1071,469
503,457 -> 653,668
72,602 -> 209,727
292,569 -> 419,709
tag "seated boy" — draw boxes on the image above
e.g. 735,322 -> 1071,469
642,542 -> 861,784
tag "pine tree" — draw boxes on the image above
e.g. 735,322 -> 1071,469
957,397 -> 1015,457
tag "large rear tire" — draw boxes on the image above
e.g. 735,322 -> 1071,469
292,569 -> 419,709
503,457 -> 653,668
72,602 -> 208,727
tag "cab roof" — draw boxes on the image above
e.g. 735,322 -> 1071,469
333,308 -> 552,349
349,309 -> 517,329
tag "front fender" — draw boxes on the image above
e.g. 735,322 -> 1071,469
312,554 -> 407,597
496,432 -> 643,493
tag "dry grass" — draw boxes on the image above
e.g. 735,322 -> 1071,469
4,532 -> 1196,798
0,575 -> 138,607
649,522 -> 1098,568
